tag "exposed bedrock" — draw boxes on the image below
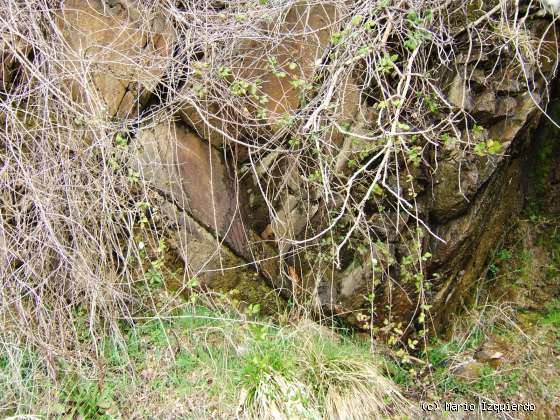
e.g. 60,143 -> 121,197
29,1 -> 559,331
179,2 -> 340,148
56,0 -> 174,119
133,121 -> 283,297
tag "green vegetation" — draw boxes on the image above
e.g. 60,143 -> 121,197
0,304 -> 411,419
423,335 -> 522,399
541,299 -> 560,352
1,215 -> 558,417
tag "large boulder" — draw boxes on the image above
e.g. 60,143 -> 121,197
95,2 -> 559,334
304,17 -> 560,333
132,122 -> 284,303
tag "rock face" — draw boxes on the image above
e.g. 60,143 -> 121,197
16,0 -> 557,333
423,87 -> 543,324
0,36 -> 28,94
152,7 -> 558,333
283,22 -> 558,333
134,121 -> 278,303
179,2 -> 339,147
421,37 -> 557,328
56,0 -> 172,118
236,3 -> 339,132
526,94 -> 560,217
135,122 -> 249,258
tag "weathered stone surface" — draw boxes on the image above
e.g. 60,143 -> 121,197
270,192 -> 319,254
452,360 -> 484,380
153,190 -> 279,308
307,19 -> 560,332
134,120 -> 285,303
180,2 -> 339,145
526,97 -> 560,216
180,101 -> 238,150
425,41 -> 556,325
334,106 -> 378,175
428,104 -> 544,328
474,337 -> 506,367
314,240 -> 398,327
432,74 -> 541,223
128,6 -> 560,334
447,75 -> 473,111
135,121 -> 248,258
237,2 -> 338,132
0,38 -> 20,92
57,0 -> 173,118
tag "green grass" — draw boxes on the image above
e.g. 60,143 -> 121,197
4,285 -> 557,418
0,305 -> 412,419
540,299 -> 560,352
541,299 -> 560,328
422,341 -> 523,400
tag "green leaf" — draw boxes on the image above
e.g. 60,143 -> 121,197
115,133 -> 128,148
357,45 -> 370,57
364,19 -> 375,31
187,277 -> 200,288
486,139 -> 503,154
398,122 -> 411,130
407,11 -> 421,25
331,32 -> 344,45
351,15 -> 364,27
472,124 -> 484,136
218,66 -> 232,77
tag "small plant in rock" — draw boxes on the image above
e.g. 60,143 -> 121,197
377,52 -> 399,75
474,139 -> 503,156
404,11 -> 433,50
146,258 -> 164,287
143,239 -> 168,288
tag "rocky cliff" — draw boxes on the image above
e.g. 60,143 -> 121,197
1,0 -> 558,343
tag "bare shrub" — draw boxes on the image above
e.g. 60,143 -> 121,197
0,0 -> 176,376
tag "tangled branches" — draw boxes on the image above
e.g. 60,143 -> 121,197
0,0 -> 557,376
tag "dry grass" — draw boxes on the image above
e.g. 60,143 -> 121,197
0,0 -> 179,376
236,320 -> 416,419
